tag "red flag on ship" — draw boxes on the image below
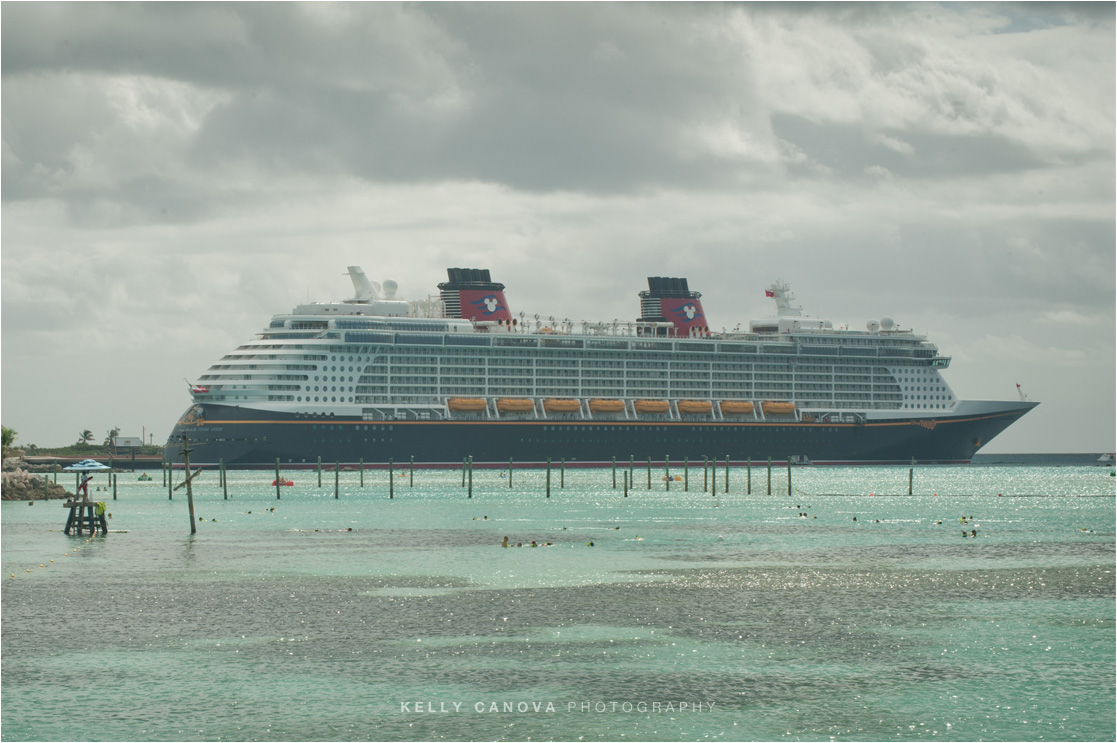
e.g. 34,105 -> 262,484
765,290 -> 775,298
192,385 -> 209,394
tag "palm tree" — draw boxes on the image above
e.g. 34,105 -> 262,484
1,426 -> 16,449
78,430 -> 94,445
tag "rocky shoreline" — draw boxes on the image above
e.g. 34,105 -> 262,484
2,457 -> 74,501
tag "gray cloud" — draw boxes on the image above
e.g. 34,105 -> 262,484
1,2 -> 1113,450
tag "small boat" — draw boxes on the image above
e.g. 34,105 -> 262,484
762,401 -> 796,415
496,397 -> 534,413
543,398 -> 581,413
634,399 -> 670,414
721,401 -> 755,415
677,400 -> 712,415
271,479 -> 294,487
588,398 -> 625,413
447,397 -> 487,412
137,474 -> 152,481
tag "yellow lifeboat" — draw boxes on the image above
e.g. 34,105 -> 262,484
721,401 -> 755,415
634,399 -> 670,414
762,401 -> 796,415
448,397 -> 487,413
677,400 -> 713,415
543,398 -> 581,414
588,398 -> 625,413
496,398 -> 535,413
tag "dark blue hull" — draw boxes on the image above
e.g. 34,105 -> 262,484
165,404 -> 1035,467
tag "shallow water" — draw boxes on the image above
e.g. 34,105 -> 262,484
3,464 -> 1114,741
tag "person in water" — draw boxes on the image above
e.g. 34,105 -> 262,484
501,536 -> 509,548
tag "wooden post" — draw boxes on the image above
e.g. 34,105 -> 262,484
509,457 -> 513,488
629,455 -> 634,489
612,456 -> 616,489
317,456 -> 322,488
787,457 -> 792,496
162,461 -> 167,487
389,458 -> 394,499
909,463 -> 914,495
360,457 -> 364,487
747,457 -> 751,495
275,459 -> 282,500
184,436 -> 196,534
410,455 -> 414,488
711,455 -> 716,494
725,455 -> 730,494
561,458 -> 565,489
468,456 -> 473,498
647,456 -> 651,490
221,459 -> 227,500
167,463 -> 173,500
767,456 -> 772,495
703,456 -> 708,492
623,470 -> 628,498
546,457 -> 551,498
462,457 -> 467,487
665,455 -> 670,491
112,473 -> 117,501
684,456 -> 689,491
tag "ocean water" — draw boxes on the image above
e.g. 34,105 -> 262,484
2,463 -> 1114,742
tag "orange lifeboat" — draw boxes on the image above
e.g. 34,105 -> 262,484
762,401 -> 796,415
721,401 -> 755,415
543,398 -> 581,414
448,397 -> 487,413
496,398 -> 534,413
677,400 -> 713,415
271,479 -> 294,487
634,399 -> 670,414
588,398 -> 625,414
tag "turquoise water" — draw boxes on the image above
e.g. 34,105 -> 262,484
3,464 -> 1114,742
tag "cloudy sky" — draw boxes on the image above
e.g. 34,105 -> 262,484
2,2 -> 1113,453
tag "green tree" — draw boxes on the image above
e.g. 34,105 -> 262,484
1,426 -> 16,448
77,430 -> 94,445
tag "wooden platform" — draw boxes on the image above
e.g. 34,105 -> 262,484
63,501 -> 108,536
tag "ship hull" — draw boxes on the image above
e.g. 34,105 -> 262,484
165,403 -> 1035,468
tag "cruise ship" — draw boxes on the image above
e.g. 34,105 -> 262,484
165,266 -> 1037,467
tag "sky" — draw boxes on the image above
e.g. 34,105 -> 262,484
2,2 -> 1114,453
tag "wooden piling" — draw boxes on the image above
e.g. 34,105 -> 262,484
317,456 -> 322,488
275,459 -> 282,500
703,456 -> 708,492
560,458 -> 565,489
629,455 -> 634,489
647,456 -> 652,490
787,457 -> 792,496
468,456 -> 473,498
546,457 -> 551,498
767,457 -> 772,495
410,455 -> 415,488
462,457 -> 467,487
184,436 -> 197,534
909,464 -> 914,495
684,456 -> 689,491
747,457 -> 751,494
389,458 -> 394,499
665,455 -> 670,491
112,472 -> 117,501
360,457 -> 364,487
711,455 -> 716,494
623,470 -> 628,498
509,457 -> 513,488
221,459 -> 228,500
334,461 -> 340,499
612,456 -> 616,489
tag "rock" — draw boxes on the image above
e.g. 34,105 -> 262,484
1,469 -> 72,500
